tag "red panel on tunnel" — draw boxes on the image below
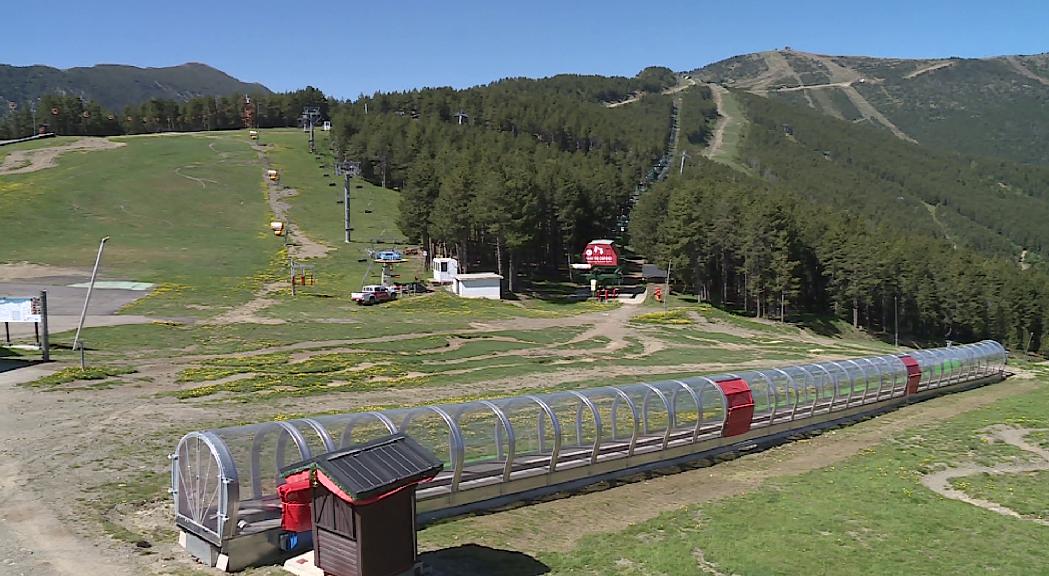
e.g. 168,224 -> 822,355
900,355 -> 921,395
715,378 -> 755,437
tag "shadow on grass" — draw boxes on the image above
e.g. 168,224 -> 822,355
421,545 -> 549,576
0,356 -> 42,374
794,313 -> 843,338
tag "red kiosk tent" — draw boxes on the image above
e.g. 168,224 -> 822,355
280,434 -> 443,576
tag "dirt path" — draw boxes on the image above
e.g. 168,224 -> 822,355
840,84 -> 917,142
0,138 -> 126,175
210,145 -> 333,325
920,424 -> 1049,525
759,51 -> 815,108
796,53 -> 916,142
1004,56 -> 1049,86
704,84 -> 732,159
206,281 -> 286,325
606,76 -> 696,108
420,377 -> 1035,555
0,366 -> 137,576
904,61 -> 955,79
173,164 -> 219,189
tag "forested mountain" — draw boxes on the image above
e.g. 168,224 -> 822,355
630,82 -> 1049,352
734,92 -> 1049,259
331,68 -> 683,287
0,62 -> 269,112
693,50 -> 1049,164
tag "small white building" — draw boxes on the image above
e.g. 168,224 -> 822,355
431,257 -> 459,284
453,273 -> 502,300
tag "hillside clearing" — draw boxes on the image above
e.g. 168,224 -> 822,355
0,137 -> 125,174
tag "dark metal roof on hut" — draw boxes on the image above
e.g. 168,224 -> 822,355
642,263 -> 668,281
281,434 -> 443,502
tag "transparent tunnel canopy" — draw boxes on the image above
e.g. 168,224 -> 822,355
172,341 -> 1008,548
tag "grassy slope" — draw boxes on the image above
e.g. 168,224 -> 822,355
418,369 -> 1049,575
1,131 -> 274,316
708,89 -> 748,172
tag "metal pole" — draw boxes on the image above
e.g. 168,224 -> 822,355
72,236 -> 109,352
79,342 -> 86,369
679,152 -> 686,175
664,260 -> 672,314
290,260 -> 297,297
40,290 -> 49,362
344,173 -> 351,243
3,322 -> 8,345
894,294 -> 899,349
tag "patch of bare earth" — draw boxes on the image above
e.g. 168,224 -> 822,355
904,61 -> 955,79
0,262 -> 87,281
0,137 -> 126,175
206,281 -> 286,325
704,84 -> 731,158
420,378 -> 1034,555
1003,56 -> 1049,87
920,424 -> 1049,525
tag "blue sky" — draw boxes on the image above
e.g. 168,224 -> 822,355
5,0 -> 1047,98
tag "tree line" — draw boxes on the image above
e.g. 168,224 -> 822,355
0,87 -> 329,138
332,68 -> 683,288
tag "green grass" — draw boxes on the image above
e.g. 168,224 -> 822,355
524,379 -> 1049,575
951,470 -> 1049,520
631,309 -> 692,325
22,365 -> 136,388
708,88 -> 748,171
2,131 -> 275,317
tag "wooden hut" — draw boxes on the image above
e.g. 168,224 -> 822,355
281,434 -> 443,576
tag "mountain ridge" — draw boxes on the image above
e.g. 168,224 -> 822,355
0,61 -> 270,112
691,49 -> 1049,164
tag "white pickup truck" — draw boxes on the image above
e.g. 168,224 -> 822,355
351,284 -> 397,305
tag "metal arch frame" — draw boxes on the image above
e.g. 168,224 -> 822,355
853,358 -> 879,402
752,370 -> 780,424
963,344 -> 980,380
524,394 -> 562,471
910,349 -> 932,390
298,418 -> 337,453
825,361 -> 852,408
602,386 -> 641,455
730,371 -> 775,423
638,383 -> 673,449
840,359 -> 867,406
972,341 -> 993,374
338,411 -> 398,448
399,406 -> 466,491
475,400 -> 517,481
794,365 -> 822,416
249,421 -> 311,500
566,390 -> 603,465
172,430 -> 240,545
810,363 -> 838,408
670,380 -> 705,442
770,368 -> 800,420
869,356 -> 897,398
690,376 -> 730,437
